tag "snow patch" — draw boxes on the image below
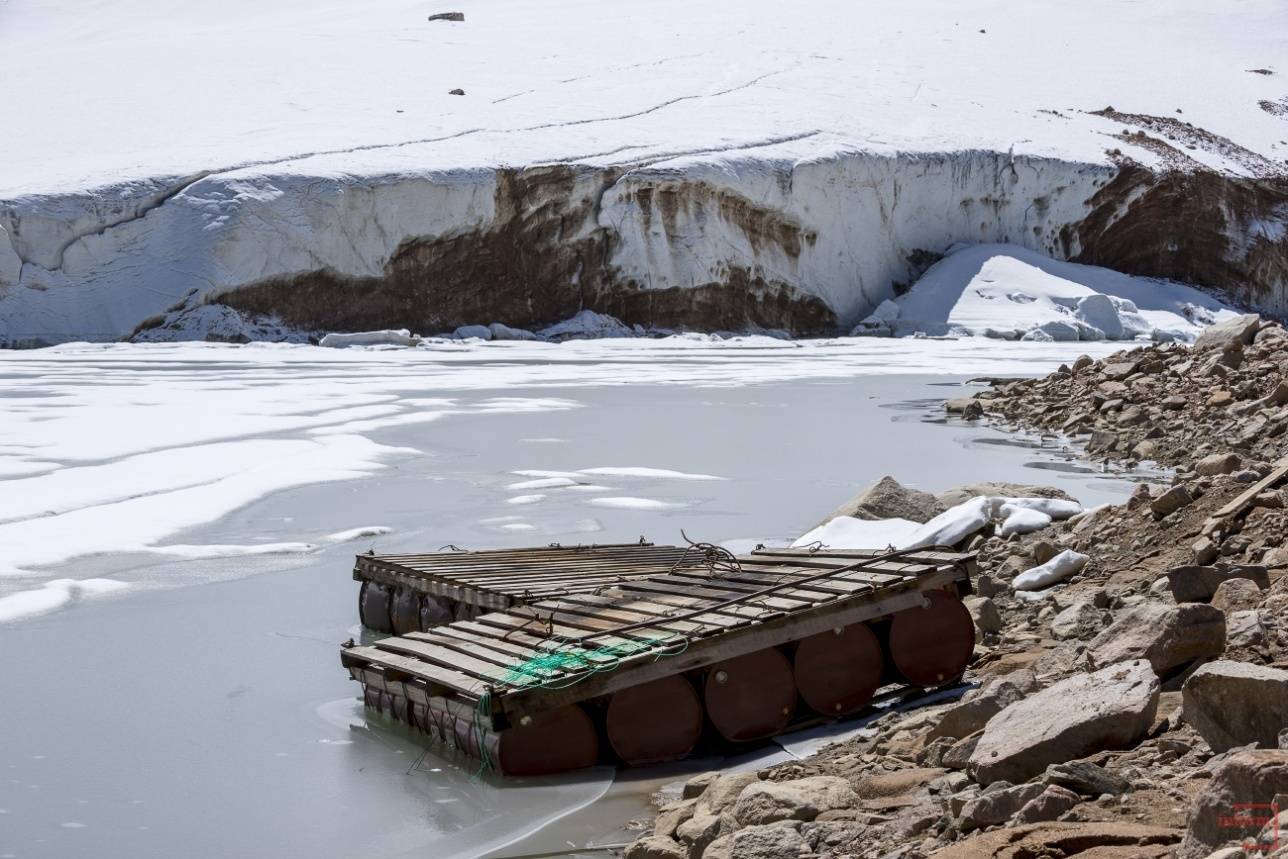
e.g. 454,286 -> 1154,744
325,526 -> 393,542
854,245 -> 1237,342
586,497 -> 686,510
578,467 -> 726,481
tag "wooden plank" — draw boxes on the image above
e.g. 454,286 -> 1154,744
554,593 -> 746,630
343,645 -> 486,699
374,637 -> 525,685
1210,455 -> 1288,520
493,568 -> 963,725
617,577 -> 811,612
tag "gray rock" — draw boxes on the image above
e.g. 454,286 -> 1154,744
1089,602 -> 1226,675
1031,540 -> 1059,566
1183,660 -> 1288,753
969,660 -> 1160,785
698,772 -> 761,813
929,671 -> 1034,741
1012,784 -> 1082,824
732,776 -> 858,825
1050,601 -> 1106,640
1167,565 -> 1270,603
1192,313 -> 1262,352
1179,750 -> 1288,859
1212,578 -> 1264,613
942,733 -> 981,770
703,821 -> 808,859
1151,484 -> 1194,517
964,596 -> 1003,634
958,781 -> 1045,831
624,835 -> 685,859
1042,760 -> 1130,796
682,771 -> 718,800
1192,536 -> 1220,565
453,324 -> 492,340
1195,453 -> 1242,476
675,810 -> 721,855
816,475 -> 945,526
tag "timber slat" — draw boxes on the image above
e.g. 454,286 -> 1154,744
344,543 -> 976,730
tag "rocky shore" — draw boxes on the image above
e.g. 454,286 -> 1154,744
623,315 -> 1288,859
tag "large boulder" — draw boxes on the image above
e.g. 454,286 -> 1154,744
928,671 -> 1035,741
1178,750 -> 1288,859
1089,602 -> 1226,675
969,660 -> 1160,785
932,821 -> 1180,859
957,781 -> 1044,831
1192,313 -> 1262,352
816,475 -> 945,526
624,835 -> 685,859
732,776 -> 858,825
1182,661 -> 1288,753
703,820 -> 809,859
1166,565 -> 1270,603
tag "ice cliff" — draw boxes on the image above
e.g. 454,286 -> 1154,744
1,0 -> 1285,345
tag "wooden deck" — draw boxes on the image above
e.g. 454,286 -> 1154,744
342,545 -> 976,731
353,542 -> 706,610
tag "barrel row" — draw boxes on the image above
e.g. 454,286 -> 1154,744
356,591 -> 975,774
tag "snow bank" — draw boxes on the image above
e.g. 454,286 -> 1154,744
319,329 -> 418,348
853,245 -> 1237,342
325,526 -> 393,543
793,494 -> 1084,551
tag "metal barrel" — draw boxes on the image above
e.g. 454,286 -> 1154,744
703,647 -> 797,743
389,586 -> 421,635
793,623 -> 884,717
605,674 -> 704,765
358,581 -> 394,633
886,590 -> 975,687
496,705 -> 600,776
418,595 -> 455,630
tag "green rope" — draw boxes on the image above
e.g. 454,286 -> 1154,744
470,632 -> 690,775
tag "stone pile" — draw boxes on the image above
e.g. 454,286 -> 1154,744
624,315 -> 1288,859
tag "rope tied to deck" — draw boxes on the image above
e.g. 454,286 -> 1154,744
670,530 -> 743,579
497,632 -> 690,691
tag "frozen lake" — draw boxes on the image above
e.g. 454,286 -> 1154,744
0,337 -> 1139,859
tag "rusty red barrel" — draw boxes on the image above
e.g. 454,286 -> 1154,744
887,590 -> 975,687
793,623 -> 884,716
704,648 -> 796,742
606,675 -> 704,765
496,705 -> 600,776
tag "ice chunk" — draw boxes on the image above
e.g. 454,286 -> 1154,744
489,323 -> 538,341
453,324 -> 493,340
1074,294 -> 1123,339
1013,549 -> 1089,590
996,497 -> 1083,520
326,526 -> 392,542
901,496 -> 993,550
997,504 -> 1052,536
319,329 -> 418,348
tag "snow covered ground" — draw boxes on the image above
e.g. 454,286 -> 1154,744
1,0 -> 1284,344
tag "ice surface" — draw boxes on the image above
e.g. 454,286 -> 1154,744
863,245 -> 1237,341
578,467 -> 725,481
587,497 -> 686,511
0,337 -> 1117,585
0,578 -> 129,624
